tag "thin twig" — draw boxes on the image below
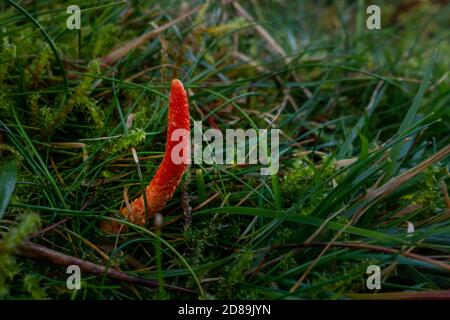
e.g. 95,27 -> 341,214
346,290 -> 450,300
1,241 -> 197,295
261,242 -> 450,273
101,6 -> 200,66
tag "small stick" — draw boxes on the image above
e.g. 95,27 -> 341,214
1,241 -> 197,295
101,6 -> 200,66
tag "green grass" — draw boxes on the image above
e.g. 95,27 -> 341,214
0,0 -> 449,300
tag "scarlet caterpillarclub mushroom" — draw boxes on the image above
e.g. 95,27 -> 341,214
120,79 -> 190,226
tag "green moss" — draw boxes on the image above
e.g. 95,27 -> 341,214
106,128 -> 146,156
90,24 -> 121,58
280,156 -> 335,213
401,166 -> 446,216
26,47 -> 51,86
45,60 -> 102,133
3,213 -> 41,252
219,249 -> 254,299
23,274 -> 47,300
0,212 -> 41,298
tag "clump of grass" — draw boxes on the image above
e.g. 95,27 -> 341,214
0,0 -> 449,300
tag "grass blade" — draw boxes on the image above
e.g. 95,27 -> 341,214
0,160 -> 17,218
